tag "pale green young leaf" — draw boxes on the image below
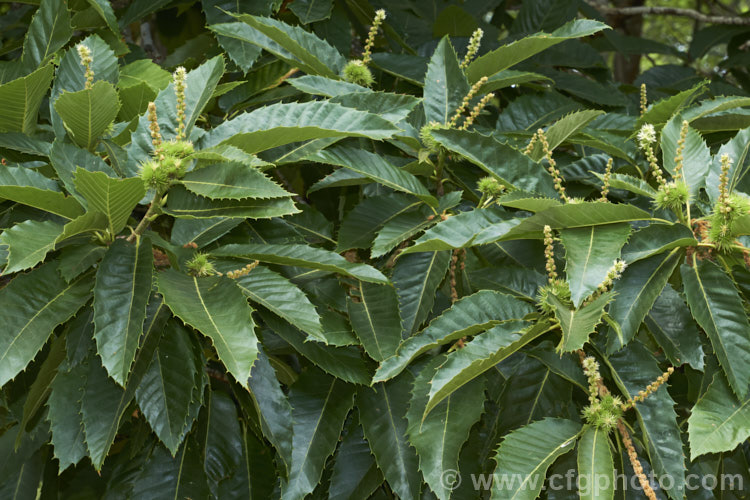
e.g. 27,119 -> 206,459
54,81 -> 121,150
73,168 -> 146,236
528,109 -> 604,161
661,116 -> 711,198
0,64 -> 55,133
22,0 -> 72,69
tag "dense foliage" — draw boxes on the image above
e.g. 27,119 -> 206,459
2,0 -> 750,498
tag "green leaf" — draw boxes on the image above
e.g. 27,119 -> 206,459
337,194 -> 421,252
0,64 -> 55,133
54,81 -> 120,149
497,191 -> 562,212
230,14 -> 346,77
595,173 -> 658,198
81,296 -> 169,470
347,282 -> 401,361
49,139 -> 118,206
528,109 -> 605,161
606,341 -> 685,499
85,0 -> 119,34
358,377 -> 422,500
171,218 -> 242,248
620,223 -> 696,264
645,284 -> 704,370
687,373 -> 750,459
0,165 -> 84,219
157,269 -> 259,387
606,249 -> 683,352
228,264 -> 323,340
212,243 -> 389,284
560,223 -> 631,307
128,56 -> 225,168
202,101 -> 400,154
57,244 -> 106,282
328,416 -> 383,500
393,251 -> 451,335
431,129 -> 558,197
201,389 -> 241,493
57,211 -> 108,241
330,91 -> 420,124
661,116 -> 711,198
289,0 -> 333,23
402,208 -> 519,254
180,162 -> 291,200
305,146 -> 437,206
465,19 -> 608,82
423,36 -> 470,124
373,290 -> 535,382
637,81 -> 706,129
281,370 -> 355,500
371,208 -> 436,258
708,125 -> 750,203
47,358 -> 88,471
22,0 -> 72,69
164,185 -> 300,219
135,320 -> 204,455
682,261 -> 750,398
407,356 -> 486,500
0,220 -> 63,274
499,203 -> 651,241
73,168 -> 146,236
551,292 -> 613,352
490,418 -> 582,500
247,348 -> 293,476
93,237 -> 153,386
577,426 -> 615,500
0,262 -> 91,386
426,320 -> 547,415
260,310 -> 371,385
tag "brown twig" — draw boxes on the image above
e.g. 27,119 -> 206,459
591,3 -> 750,25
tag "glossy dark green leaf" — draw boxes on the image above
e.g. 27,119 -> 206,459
0,262 -> 91,387
358,376 -> 421,500
551,292 -> 613,352
682,261 -> 750,398
560,223 -> 631,306
373,290 -> 535,382
282,369 -> 355,500
0,219 -> 63,273
393,250 -> 451,335
607,249 -> 683,352
337,194 -> 421,252
577,426 -> 614,500
93,237 -> 153,386
423,36 -> 469,124
347,282 -> 401,361
163,185 -> 300,219
158,269 -> 259,387
135,320 -> 204,455
645,284 -> 704,370
47,357 -> 88,471
328,415 -> 383,500
0,165 -> 84,219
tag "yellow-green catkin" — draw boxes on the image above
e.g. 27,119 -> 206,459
449,76 -> 488,127
637,124 -> 666,188
625,367 -> 674,409
523,130 -> 539,156
639,83 -> 647,117
460,28 -> 483,69
173,67 -> 187,140
673,120 -> 689,182
227,261 -> 259,279
77,44 -> 94,90
718,154 -> 732,216
585,260 -> 626,304
537,129 -> 569,202
148,102 -> 162,152
460,93 -> 494,130
362,9 -> 386,65
600,158 -> 613,202
582,356 -> 601,404
544,225 -> 557,282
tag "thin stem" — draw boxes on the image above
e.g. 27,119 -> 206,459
127,192 -> 161,242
